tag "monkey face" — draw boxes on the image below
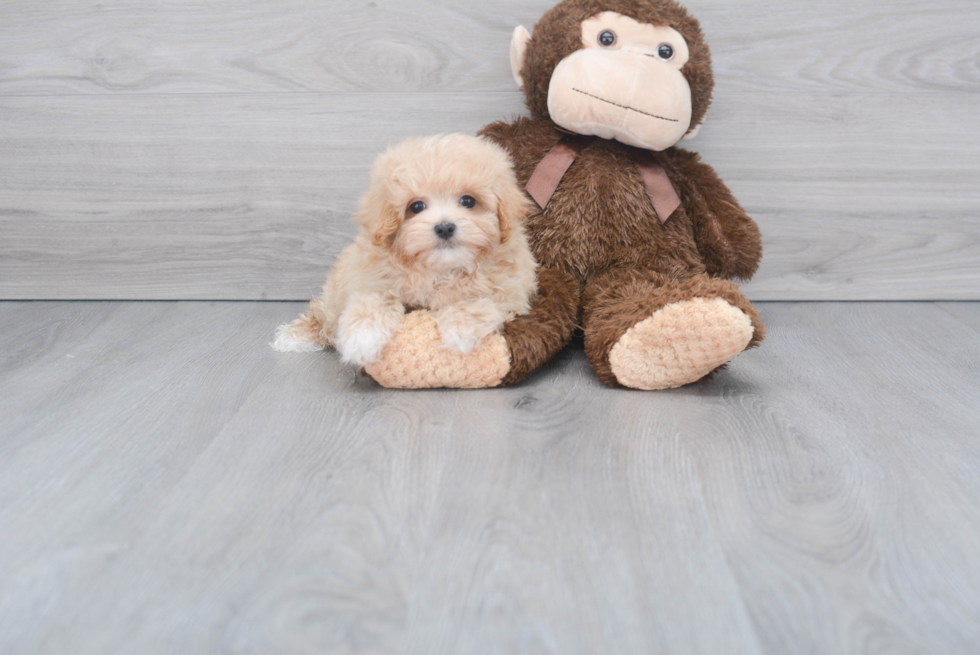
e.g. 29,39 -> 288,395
548,13 -> 692,150
512,4 -> 712,152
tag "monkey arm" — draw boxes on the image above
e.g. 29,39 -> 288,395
669,149 -> 763,281
477,120 -> 581,384
500,267 -> 579,385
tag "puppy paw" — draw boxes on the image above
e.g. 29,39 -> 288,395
434,300 -> 505,354
336,295 -> 404,367
335,327 -> 391,366
437,325 -> 481,354
271,317 -> 326,353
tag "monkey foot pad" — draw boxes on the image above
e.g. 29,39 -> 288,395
365,311 -> 510,389
609,297 -> 754,390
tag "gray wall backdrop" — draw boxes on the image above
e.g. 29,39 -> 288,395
1,0 -> 977,301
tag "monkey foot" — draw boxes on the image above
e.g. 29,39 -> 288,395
608,297 -> 754,390
364,311 -> 511,389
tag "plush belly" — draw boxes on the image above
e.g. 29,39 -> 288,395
527,163 -> 701,282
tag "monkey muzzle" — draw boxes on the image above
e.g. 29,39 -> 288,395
547,47 -> 693,152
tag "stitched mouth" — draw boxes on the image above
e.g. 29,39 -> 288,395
572,88 -> 679,123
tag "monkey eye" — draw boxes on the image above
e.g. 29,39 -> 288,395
409,200 -> 427,215
598,30 -> 617,48
657,43 -> 675,60
460,195 -> 477,209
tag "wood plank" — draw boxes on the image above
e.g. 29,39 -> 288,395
1,92 -> 977,301
720,303 -> 980,653
0,1 -> 976,96
936,302 -> 980,336
0,301 -> 979,653
0,93 -> 523,300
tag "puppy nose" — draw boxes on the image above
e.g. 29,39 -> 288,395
434,222 -> 457,240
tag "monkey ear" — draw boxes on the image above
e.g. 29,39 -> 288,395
510,26 -> 531,89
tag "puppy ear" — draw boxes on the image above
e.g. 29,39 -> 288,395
370,202 -> 402,247
495,176 -> 531,244
355,186 -> 402,248
356,154 -> 403,247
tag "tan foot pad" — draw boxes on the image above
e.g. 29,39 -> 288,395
609,297 -> 754,390
364,311 -> 511,389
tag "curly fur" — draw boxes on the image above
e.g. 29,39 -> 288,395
273,134 -> 538,367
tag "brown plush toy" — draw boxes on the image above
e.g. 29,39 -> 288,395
366,0 -> 765,390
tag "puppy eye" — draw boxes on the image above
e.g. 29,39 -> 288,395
409,200 -> 427,215
460,195 -> 477,209
657,43 -> 675,60
598,30 -> 617,48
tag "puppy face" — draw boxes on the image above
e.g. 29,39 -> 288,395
393,189 -> 498,272
357,134 -> 530,274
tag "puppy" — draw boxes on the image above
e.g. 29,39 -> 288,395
273,133 -> 538,367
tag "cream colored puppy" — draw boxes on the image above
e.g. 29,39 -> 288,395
273,134 -> 538,367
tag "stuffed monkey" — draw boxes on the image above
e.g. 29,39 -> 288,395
366,0 -> 764,390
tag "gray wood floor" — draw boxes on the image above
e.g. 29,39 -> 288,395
2,0 -> 978,301
1,301 -> 978,654
3,2 -> 978,652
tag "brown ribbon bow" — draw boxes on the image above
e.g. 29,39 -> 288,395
525,136 -> 681,225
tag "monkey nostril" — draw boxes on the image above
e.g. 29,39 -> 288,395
434,222 -> 457,241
